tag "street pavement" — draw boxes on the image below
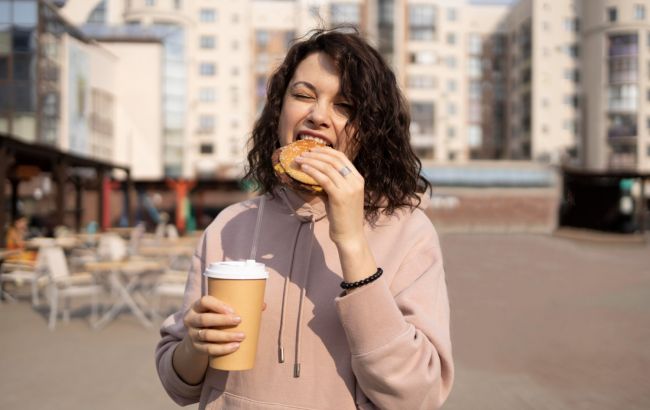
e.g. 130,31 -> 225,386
1,232 -> 648,409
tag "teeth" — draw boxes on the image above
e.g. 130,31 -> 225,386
298,134 -> 329,146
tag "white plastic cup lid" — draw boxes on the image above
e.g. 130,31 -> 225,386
203,260 -> 269,280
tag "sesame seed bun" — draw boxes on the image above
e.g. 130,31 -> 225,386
272,140 -> 324,193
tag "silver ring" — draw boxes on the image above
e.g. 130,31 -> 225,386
198,329 -> 204,341
338,166 -> 352,177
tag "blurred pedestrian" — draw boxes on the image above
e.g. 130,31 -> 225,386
156,28 -> 454,409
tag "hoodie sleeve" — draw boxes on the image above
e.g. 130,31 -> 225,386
154,233 -> 207,406
334,225 -> 454,409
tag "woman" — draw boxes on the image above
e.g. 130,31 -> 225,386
156,29 -> 454,409
5,215 -> 36,262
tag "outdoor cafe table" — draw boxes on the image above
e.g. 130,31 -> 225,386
85,259 -> 164,329
25,237 -> 80,250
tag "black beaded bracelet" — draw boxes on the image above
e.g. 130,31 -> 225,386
340,267 -> 383,290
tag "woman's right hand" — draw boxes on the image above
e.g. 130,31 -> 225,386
183,295 -> 245,357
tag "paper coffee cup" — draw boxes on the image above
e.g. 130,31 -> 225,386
203,260 -> 268,370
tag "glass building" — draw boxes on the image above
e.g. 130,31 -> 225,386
0,0 -> 96,147
0,0 -> 39,142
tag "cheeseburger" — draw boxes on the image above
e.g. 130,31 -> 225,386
273,138 -> 330,193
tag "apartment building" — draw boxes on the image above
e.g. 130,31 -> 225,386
56,0 -> 650,178
581,0 -> 650,172
464,3 -> 510,159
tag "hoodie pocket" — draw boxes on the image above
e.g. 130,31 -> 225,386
203,387 -> 317,410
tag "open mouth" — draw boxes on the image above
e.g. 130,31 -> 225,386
297,134 -> 333,148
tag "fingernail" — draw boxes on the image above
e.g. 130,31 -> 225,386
235,332 -> 245,339
225,306 -> 235,313
231,343 -> 240,349
301,164 -> 311,170
233,316 -> 242,323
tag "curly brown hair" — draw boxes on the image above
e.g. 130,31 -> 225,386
245,28 -> 431,222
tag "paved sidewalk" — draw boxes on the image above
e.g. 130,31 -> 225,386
1,232 -> 649,409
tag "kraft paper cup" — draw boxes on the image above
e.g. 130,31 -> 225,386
203,260 -> 268,370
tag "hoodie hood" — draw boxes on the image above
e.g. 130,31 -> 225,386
275,187 -> 328,223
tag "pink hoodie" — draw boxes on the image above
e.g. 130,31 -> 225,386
155,188 -> 454,409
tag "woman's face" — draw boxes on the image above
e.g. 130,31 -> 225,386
277,52 -> 356,158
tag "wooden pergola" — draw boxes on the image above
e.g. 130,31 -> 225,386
0,134 -> 134,247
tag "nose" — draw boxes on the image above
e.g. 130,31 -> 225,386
307,101 -> 330,128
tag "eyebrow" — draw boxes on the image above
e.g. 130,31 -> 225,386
289,81 -> 317,92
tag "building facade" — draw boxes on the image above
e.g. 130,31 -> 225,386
581,0 -> 650,171
12,0 -> 650,182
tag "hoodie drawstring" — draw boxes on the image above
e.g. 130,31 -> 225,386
277,222 -> 302,365
293,219 -> 315,378
249,195 -> 266,260
274,188 -> 321,378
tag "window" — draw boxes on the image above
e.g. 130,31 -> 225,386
608,113 -> 637,138
407,75 -> 436,89
256,75 -> 267,98
410,102 -> 434,135
568,44 -> 579,57
468,34 -> 482,54
447,102 -> 456,116
608,84 -> 638,111
409,51 -> 436,65
87,1 -> 107,24
198,115 -> 215,132
409,5 -> 436,41
469,57 -> 482,77
174,0 -> 182,10
200,143 -> 213,154
607,7 -> 617,22
446,33 -> 456,45
469,101 -> 481,122
330,4 -> 361,26
256,30 -> 269,49
565,68 -> 580,83
145,0 -> 155,6
635,4 -> 645,20
200,35 -> 215,49
469,80 -> 482,99
447,8 -> 457,21
199,63 -> 216,76
468,126 -> 482,147
447,127 -> 455,138
447,56 -> 457,68
447,79 -> 456,92
564,18 -> 578,31
200,8 -> 216,22
199,87 -> 216,102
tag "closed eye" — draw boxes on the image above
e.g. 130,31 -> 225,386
292,93 -> 313,100
335,102 -> 353,116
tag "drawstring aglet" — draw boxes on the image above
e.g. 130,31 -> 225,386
278,346 -> 285,363
293,363 -> 301,378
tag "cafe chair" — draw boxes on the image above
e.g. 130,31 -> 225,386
150,270 -> 186,319
0,253 -> 44,305
41,246 -> 103,330
97,233 -> 128,261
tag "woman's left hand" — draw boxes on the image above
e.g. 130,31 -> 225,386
294,147 -> 365,247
